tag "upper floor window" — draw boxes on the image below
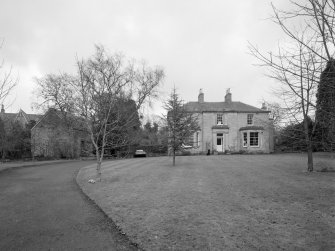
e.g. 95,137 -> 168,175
217,114 -> 223,125
247,114 -> 253,125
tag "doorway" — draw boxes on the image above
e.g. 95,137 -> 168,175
216,133 -> 224,152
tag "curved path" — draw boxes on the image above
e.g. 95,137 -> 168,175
0,161 -> 138,250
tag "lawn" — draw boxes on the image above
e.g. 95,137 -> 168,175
77,154 -> 335,250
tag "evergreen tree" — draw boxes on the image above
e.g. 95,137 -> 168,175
164,88 -> 200,166
315,59 -> 335,151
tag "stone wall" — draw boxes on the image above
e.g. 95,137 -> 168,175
31,109 -> 91,158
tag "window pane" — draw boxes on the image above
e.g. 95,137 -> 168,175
243,132 -> 247,147
249,132 -> 259,146
217,114 -> 223,124
196,132 -> 199,147
247,114 -> 253,125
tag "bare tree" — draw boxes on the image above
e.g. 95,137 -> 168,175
0,41 -> 18,161
34,73 -> 77,115
163,88 -> 200,166
261,102 -> 287,131
35,45 -> 164,181
0,40 -> 17,108
249,0 -> 335,171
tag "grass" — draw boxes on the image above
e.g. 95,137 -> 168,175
77,154 -> 335,250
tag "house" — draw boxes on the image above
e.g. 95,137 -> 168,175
31,108 -> 91,158
184,89 -> 274,154
0,105 -> 43,159
0,105 -> 42,128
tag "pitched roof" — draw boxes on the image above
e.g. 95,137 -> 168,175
31,108 -> 86,131
0,109 -> 43,124
184,101 -> 269,113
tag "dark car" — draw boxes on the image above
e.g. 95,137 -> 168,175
133,149 -> 147,158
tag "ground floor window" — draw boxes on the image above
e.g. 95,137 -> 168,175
242,131 -> 260,147
243,132 -> 248,147
249,132 -> 259,146
195,132 -> 199,147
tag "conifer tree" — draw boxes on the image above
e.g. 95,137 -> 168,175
315,59 -> 335,151
164,88 -> 200,166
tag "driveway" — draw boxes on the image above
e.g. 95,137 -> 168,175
0,161 -> 138,250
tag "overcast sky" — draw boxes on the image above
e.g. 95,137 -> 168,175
0,0 -> 291,118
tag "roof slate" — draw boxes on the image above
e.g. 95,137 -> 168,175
0,109 -> 43,124
184,101 -> 269,113
32,108 -> 86,131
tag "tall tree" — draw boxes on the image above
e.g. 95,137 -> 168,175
315,59 -> 335,151
249,0 -> 335,171
141,120 -> 160,146
164,88 -> 200,166
0,117 -> 6,160
35,45 -> 164,181
0,119 -> 31,160
0,41 -> 17,106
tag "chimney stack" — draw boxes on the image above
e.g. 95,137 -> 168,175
225,88 -> 232,103
261,102 -> 267,110
1,104 -> 4,113
198,89 -> 204,103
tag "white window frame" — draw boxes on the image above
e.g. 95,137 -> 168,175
247,114 -> 253,125
217,114 -> 223,125
243,132 -> 248,147
195,132 -> 199,147
249,132 -> 259,147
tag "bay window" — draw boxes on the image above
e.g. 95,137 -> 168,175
242,131 -> 260,147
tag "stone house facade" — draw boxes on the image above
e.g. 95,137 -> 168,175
184,90 -> 274,154
31,108 -> 91,158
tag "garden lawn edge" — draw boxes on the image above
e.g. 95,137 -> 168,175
75,164 -> 142,250
0,159 -> 78,174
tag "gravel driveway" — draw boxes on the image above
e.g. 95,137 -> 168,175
0,161 -> 138,250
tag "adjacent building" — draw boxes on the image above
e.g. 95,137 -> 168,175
31,108 -> 91,158
184,90 -> 274,154
0,105 -> 42,128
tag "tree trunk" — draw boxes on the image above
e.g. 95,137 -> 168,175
2,150 -> 5,161
173,149 -> 175,166
307,145 -> 313,172
303,118 -> 313,172
96,160 -> 102,181
95,150 -> 102,181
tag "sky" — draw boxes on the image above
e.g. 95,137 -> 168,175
0,0 -> 292,119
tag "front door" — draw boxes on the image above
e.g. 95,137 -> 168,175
216,134 -> 224,152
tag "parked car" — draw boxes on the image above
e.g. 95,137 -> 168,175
134,149 -> 147,158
